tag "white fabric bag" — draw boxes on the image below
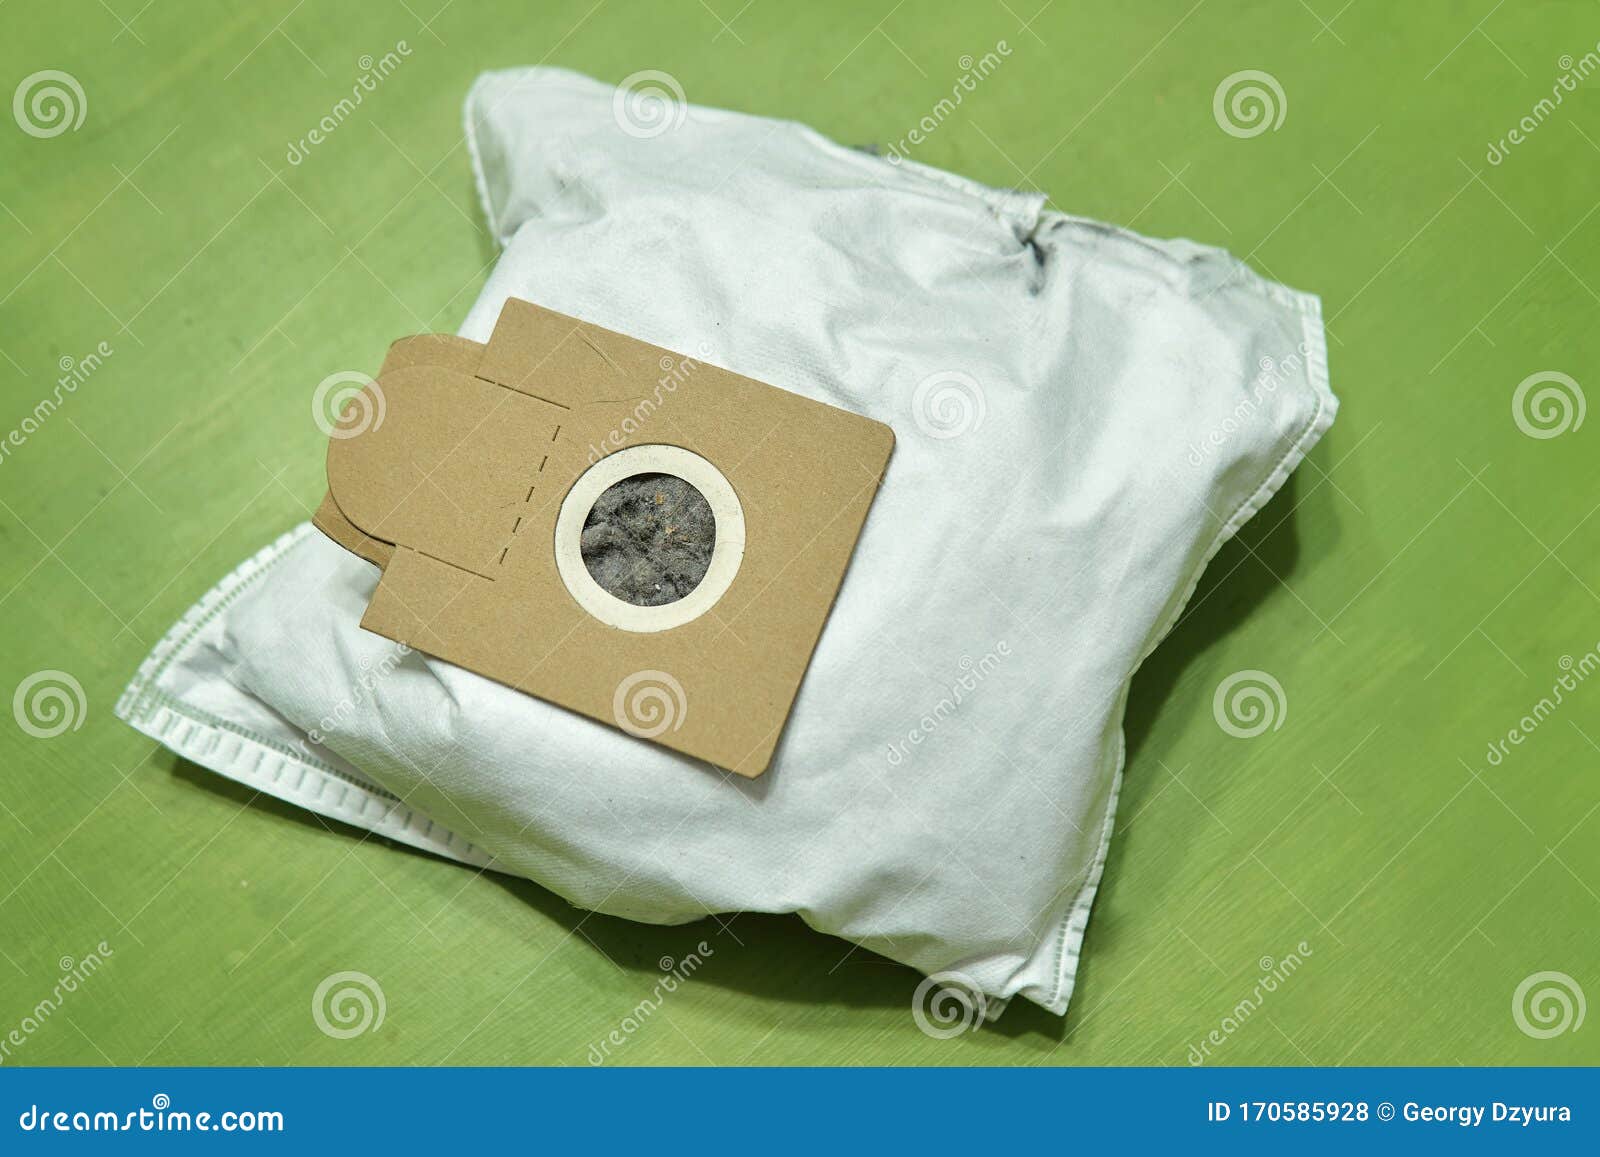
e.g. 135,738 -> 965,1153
117,68 -> 1336,1016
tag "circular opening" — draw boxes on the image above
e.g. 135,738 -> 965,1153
553,445 -> 746,634
579,472 -> 716,606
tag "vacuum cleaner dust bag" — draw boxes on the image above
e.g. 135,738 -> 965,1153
117,68 -> 1336,1016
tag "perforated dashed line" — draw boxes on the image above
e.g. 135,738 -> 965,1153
495,427 -> 560,568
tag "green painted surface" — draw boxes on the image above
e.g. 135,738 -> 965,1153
2,1 -> 1597,1066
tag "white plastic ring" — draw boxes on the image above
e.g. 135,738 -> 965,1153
553,444 -> 745,633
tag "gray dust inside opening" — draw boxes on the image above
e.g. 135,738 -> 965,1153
579,472 -> 716,607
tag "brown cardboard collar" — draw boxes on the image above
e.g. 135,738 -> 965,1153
315,299 -> 894,777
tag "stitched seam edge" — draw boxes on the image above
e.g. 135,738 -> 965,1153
1039,292 -> 1336,1015
112,524 -> 488,864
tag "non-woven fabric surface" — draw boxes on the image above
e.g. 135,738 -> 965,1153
116,67 -> 1336,1016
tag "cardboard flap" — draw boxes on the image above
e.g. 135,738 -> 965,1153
327,366 -> 565,578
313,332 -> 488,563
475,298 -> 662,409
